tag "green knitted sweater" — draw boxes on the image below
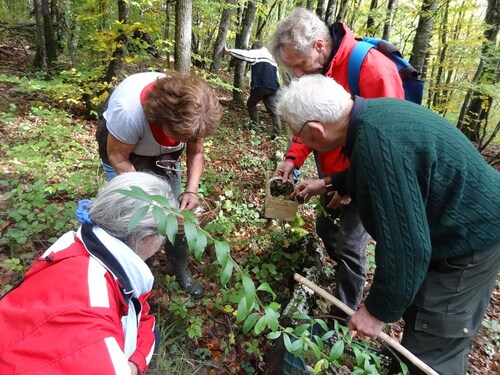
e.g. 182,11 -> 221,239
346,98 -> 500,323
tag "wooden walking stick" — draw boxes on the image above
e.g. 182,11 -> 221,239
294,273 -> 439,375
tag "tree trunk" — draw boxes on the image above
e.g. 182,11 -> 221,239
232,0 -> 257,105
103,0 -> 129,84
366,0 -> 378,34
382,0 -> 397,41
325,0 -> 337,25
431,1 -> 449,113
336,0 -> 349,23
175,0 -> 192,73
316,0 -> 327,21
256,0 -> 280,39
256,0 -> 267,39
408,0 -> 438,77
457,0 -> 499,147
164,1 -> 172,69
33,0 -> 57,75
210,0 -> 236,73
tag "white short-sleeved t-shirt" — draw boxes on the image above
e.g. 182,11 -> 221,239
103,72 -> 184,157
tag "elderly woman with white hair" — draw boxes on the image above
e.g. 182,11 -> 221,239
0,172 -> 176,375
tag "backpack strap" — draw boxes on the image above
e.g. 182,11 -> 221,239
347,41 -> 373,96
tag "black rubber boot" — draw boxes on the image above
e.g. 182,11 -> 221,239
165,234 -> 204,299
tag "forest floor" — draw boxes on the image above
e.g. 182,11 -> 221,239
0,35 -> 499,375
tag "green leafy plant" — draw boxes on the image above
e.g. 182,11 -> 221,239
120,186 -> 400,374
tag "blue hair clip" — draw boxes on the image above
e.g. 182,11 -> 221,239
75,199 -> 93,224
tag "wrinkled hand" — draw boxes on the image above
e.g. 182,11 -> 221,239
290,179 -> 326,203
180,191 -> 200,211
347,305 -> 385,341
128,361 -> 138,375
273,161 -> 296,184
326,191 -> 352,209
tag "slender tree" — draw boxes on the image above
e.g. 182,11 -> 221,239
458,0 -> 499,151
232,0 -> 257,105
316,0 -> 327,20
366,0 -> 378,34
103,0 -> 129,84
33,0 -> 58,74
336,0 -> 349,22
164,1 -> 172,69
408,0 -> 438,77
382,0 -> 397,40
211,1 -> 236,73
325,0 -> 337,24
175,0 -> 192,73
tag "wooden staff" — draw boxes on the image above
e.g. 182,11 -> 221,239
294,273 -> 439,375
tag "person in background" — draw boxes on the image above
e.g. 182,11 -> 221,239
0,172 -> 178,375
96,71 -> 222,298
269,7 -> 404,315
278,74 -> 500,375
224,41 -> 281,139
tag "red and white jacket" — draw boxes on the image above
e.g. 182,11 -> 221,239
285,23 -> 405,176
0,224 -> 155,375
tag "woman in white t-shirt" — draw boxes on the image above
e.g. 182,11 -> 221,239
96,71 -> 221,298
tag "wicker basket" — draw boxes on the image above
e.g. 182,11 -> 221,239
177,193 -> 220,233
264,172 -> 298,221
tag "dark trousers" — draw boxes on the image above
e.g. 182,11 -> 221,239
247,87 -> 281,136
397,243 -> 500,374
315,198 -> 369,310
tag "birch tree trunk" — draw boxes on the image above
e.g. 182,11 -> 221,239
211,0 -> 236,73
175,0 -> 192,73
408,0 -> 438,77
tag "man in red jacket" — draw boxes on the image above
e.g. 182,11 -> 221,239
270,7 -> 405,315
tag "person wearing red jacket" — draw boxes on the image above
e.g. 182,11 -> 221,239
270,7 -> 404,315
0,172 -> 176,375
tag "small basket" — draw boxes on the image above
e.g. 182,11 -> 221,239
177,193 -> 220,233
264,172 -> 298,221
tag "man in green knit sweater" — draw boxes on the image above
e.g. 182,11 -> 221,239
277,74 -> 500,374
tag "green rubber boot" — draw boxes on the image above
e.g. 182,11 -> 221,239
165,234 -> 204,299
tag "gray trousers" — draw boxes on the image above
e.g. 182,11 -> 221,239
316,197 -> 369,310
247,87 -> 281,136
398,242 -> 500,374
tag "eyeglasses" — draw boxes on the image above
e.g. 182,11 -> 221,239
291,121 -> 309,144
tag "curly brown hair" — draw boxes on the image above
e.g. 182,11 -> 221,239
143,72 -> 221,142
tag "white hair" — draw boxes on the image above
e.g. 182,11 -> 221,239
89,172 -> 177,250
270,7 -> 331,64
277,75 -> 351,130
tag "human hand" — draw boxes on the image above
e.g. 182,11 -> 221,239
290,179 -> 326,203
222,44 -> 229,55
326,191 -> 351,209
273,161 -> 296,183
128,361 -> 138,375
347,305 -> 385,341
179,191 -> 200,211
